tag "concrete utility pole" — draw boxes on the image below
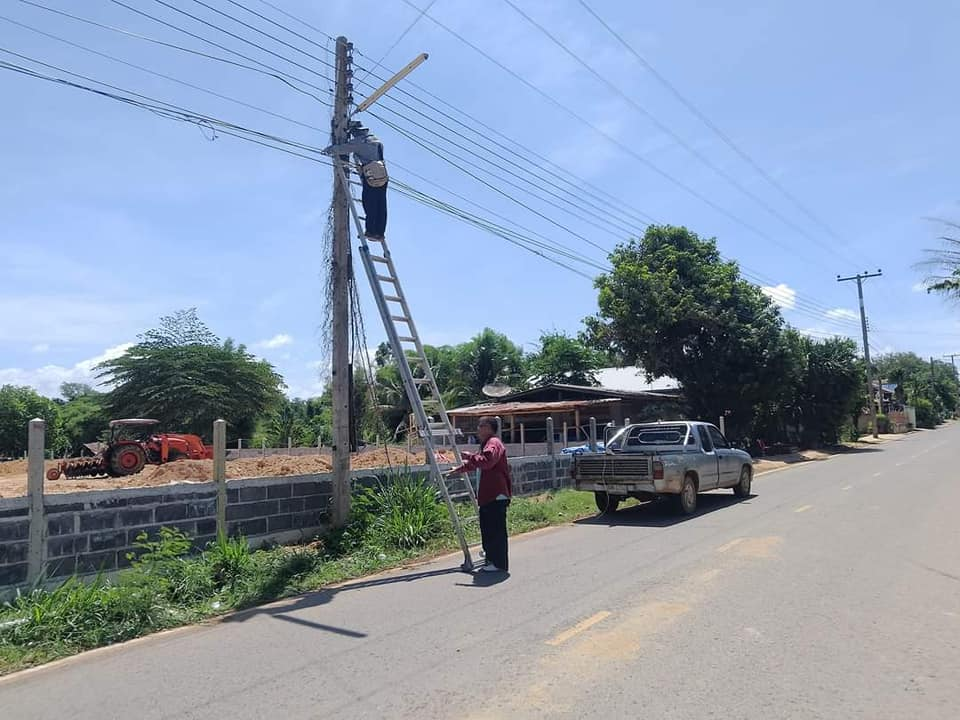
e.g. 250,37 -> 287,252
944,354 -> 959,377
838,270 -> 883,438
330,36 -> 353,527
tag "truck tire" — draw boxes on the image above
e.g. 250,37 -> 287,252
594,491 -> 620,515
674,474 -> 697,515
733,466 -> 752,498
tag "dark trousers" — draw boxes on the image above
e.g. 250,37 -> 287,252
361,179 -> 387,237
478,499 -> 509,571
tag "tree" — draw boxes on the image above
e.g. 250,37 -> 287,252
447,328 -> 526,403
585,225 -> 791,436
97,310 -> 285,440
527,331 -> 603,386
0,385 -> 65,456
769,334 -> 864,446
917,220 -> 960,299
58,383 -> 109,454
876,352 -> 959,425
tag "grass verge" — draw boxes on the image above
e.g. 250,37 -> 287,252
0,482 -> 596,676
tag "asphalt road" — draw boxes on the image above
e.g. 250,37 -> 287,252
2,425 -> 958,720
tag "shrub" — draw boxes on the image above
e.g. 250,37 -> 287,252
914,398 -> 939,429
875,413 -> 890,434
204,534 -> 252,590
349,471 -> 446,550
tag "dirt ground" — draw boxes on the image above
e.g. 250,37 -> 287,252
0,447 -> 453,499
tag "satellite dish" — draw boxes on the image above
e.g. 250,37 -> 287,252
482,383 -> 513,398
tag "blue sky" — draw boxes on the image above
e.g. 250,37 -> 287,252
2,0 -> 960,399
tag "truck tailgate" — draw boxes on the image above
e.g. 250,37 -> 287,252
574,454 -> 651,480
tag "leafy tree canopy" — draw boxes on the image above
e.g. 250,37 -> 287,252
97,309 -> 285,440
527,331 -> 603,386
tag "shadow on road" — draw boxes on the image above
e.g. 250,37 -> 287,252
455,569 -> 510,588
575,492 -> 752,528
222,566 -> 463,636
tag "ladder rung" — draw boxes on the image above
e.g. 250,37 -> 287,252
367,236 -> 386,243
376,275 -> 398,283
407,356 -> 426,363
370,254 -> 389,263
413,378 -> 431,384
390,315 -> 410,323
398,336 -> 417,343
384,295 -> 403,302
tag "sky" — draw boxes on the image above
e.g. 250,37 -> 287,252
2,0 -> 960,399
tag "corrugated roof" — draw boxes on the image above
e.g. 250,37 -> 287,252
447,398 -> 618,417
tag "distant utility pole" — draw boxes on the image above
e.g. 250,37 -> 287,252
838,269 -> 883,438
944,353 -> 959,377
330,36 -> 353,527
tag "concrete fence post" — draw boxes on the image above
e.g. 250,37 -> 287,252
318,434 -> 322,455
213,419 -> 227,537
546,417 -> 557,489
624,417 -> 631,427
495,416 -> 503,440
719,416 -> 726,437
261,439 -> 266,458
520,423 -> 526,457
562,421 -> 568,449
589,417 -> 598,452
27,418 -> 47,585
287,436 -> 293,454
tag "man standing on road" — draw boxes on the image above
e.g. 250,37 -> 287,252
446,416 -> 512,573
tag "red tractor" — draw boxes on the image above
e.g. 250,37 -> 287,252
46,419 -> 214,481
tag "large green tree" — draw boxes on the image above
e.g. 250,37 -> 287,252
585,225 -> 791,435
0,385 -> 65,456
97,309 -> 285,440
876,352 -> 959,426
527,331 -> 603,386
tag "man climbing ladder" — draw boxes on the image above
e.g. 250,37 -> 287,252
327,122 -> 388,239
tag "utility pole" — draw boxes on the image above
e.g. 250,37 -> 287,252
944,353 -> 959,377
838,270 -> 883,438
330,36 -> 353,527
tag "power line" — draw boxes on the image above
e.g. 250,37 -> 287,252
356,0 -> 437,84
15,0 -> 331,104
576,0 -> 848,246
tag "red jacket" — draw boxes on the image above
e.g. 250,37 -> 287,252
452,437 -> 512,506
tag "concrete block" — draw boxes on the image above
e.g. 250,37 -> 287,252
290,511 -> 322,529
238,486 -> 267,502
185,500 -> 217,519
228,518 -> 267,537
0,562 -> 28,586
268,514 -> 294,532
155,503 -> 188,523
46,514 -> 76,537
303,494 -> 330,511
90,530 -> 128,552
195,519 -> 217,536
47,556 -> 77,579
292,481 -> 323,497
119,508 -> 155,527
48,534 -> 89,558
267,484 -> 293,499
0,542 -> 28,564
0,520 -> 29,541
79,511 -> 117,532
226,500 -> 278,521
77,550 -> 117,574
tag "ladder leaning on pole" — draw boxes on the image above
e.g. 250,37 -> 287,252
333,161 -> 484,571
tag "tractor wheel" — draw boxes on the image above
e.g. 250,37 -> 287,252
46,467 -> 62,481
109,445 -> 147,476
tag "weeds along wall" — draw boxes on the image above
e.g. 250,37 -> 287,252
0,456 -> 572,591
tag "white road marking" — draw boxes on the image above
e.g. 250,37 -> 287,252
842,485 -> 853,491
795,505 -> 814,513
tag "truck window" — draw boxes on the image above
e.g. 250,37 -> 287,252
626,426 -> 687,446
708,426 -> 729,449
697,426 -> 714,452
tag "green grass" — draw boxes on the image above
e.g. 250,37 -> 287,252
0,488 -> 598,675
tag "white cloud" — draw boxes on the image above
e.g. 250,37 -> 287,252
912,282 -> 928,293
31,344 -> 49,353
797,327 -> 840,340
825,308 -> 859,321
761,283 -> 797,310
257,333 -> 293,349
0,342 -> 133,398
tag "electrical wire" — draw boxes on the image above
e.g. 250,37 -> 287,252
576,0 -> 848,246
356,0 -> 437,84
501,0 -> 855,266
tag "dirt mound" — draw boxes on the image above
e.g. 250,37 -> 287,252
0,447 -> 446,499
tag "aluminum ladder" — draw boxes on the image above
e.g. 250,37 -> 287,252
334,161 -> 484,571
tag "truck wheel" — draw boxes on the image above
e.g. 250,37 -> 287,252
674,474 -> 697,515
733,466 -> 752,497
109,445 -> 147,476
594,491 -> 620,515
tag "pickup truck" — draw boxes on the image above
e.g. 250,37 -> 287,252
571,421 -> 753,515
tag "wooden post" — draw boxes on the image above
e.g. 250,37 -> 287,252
562,421 -> 569,448
589,416 -> 598,452
546,416 -> 557,488
509,414 -> 516,444
214,419 -> 227,537
520,423 -> 526,457
574,409 -> 581,441
27,418 -> 47,585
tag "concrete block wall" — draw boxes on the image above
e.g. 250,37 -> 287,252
0,454 -> 576,590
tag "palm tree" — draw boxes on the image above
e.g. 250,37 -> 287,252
919,219 -> 960,298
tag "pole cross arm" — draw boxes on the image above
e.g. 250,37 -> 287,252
355,53 -> 428,113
